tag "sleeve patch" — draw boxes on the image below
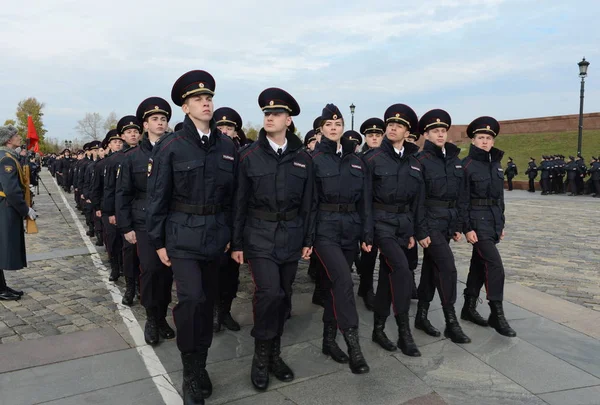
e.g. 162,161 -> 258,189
4,165 -> 13,173
147,159 -> 153,177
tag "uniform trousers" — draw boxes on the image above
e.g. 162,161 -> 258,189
528,178 -> 535,192
357,245 -> 377,296
93,213 -> 103,237
218,255 -> 240,312
83,201 -> 94,231
136,229 -> 173,312
373,237 -> 412,317
507,176 -> 514,191
314,244 -> 358,331
122,239 -> 140,279
247,258 -> 297,340
170,257 -> 219,353
465,240 -> 505,301
593,179 -> 600,195
101,215 -> 122,260
417,230 -> 457,306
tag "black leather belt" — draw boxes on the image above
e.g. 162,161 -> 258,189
248,208 -> 298,221
470,198 -> 499,206
319,203 -> 357,212
373,202 -> 410,214
170,202 -> 222,215
425,199 -> 456,208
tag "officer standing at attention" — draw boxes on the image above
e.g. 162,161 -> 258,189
211,106 -> 245,333
356,117 -> 385,311
90,134 -> 115,255
303,130 -> 317,152
0,125 -> 37,300
413,109 -> 470,344
146,70 -> 237,405
364,104 -> 425,357
231,88 -> 314,391
590,157 -> 600,197
82,141 -> 101,243
525,157 -> 538,192
310,104 -> 371,374
539,155 -> 551,195
505,157 -> 517,191
459,116 -> 516,338
116,97 -> 176,346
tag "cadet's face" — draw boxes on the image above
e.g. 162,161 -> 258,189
366,132 -> 383,148
99,148 -> 106,158
122,128 -> 140,146
217,124 -> 237,139
321,119 -> 344,142
183,94 -> 213,123
110,139 -> 123,152
472,133 -> 494,151
307,139 -> 317,151
425,127 -> 448,147
386,122 -> 409,142
315,132 -> 322,143
263,112 -> 291,134
144,115 -> 168,136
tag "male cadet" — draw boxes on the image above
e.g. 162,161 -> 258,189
356,117 -> 385,311
231,88 -> 313,391
106,116 -> 142,305
590,157 -> 600,197
525,157 -> 538,192
304,130 -> 317,152
566,156 -> 578,196
504,157 -> 517,191
556,155 -> 566,193
117,97 -> 175,345
100,130 -> 125,281
342,130 -> 363,153
82,141 -> 101,242
211,107 -> 245,333
576,155 -> 587,195
146,70 -> 237,405
90,135 -> 112,253
539,155 -> 550,195
76,144 -> 92,219
72,148 -> 86,210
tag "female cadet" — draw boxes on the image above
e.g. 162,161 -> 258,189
365,104 -> 425,357
310,104 -> 371,374
459,116 -> 516,338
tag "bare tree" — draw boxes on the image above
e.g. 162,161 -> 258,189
103,111 -> 118,132
75,112 -> 103,140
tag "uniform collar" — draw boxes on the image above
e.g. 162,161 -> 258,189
267,135 -> 287,154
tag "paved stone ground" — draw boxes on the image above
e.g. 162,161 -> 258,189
1,170 -> 600,405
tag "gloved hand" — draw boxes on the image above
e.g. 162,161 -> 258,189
27,207 -> 38,220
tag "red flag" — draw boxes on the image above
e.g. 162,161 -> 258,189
27,115 -> 39,152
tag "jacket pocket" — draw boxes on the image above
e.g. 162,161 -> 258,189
167,215 -> 206,254
173,159 -> 204,198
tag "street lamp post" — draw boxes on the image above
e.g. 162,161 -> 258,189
577,57 -> 590,156
350,103 -> 356,130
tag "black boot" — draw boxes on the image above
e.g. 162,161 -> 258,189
488,301 -> 517,337
181,352 -> 209,405
144,308 -> 159,345
358,288 -> 375,311
414,301 -> 441,337
251,339 -> 271,391
342,327 -> 370,374
157,306 -> 175,340
121,277 -> 135,306
1,271 -> 23,296
95,231 -> 103,247
212,304 -> 222,333
269,336 -> 294,382
372,314 -> 397,351
118,254 -> 124,276
442,306 -> 471,344
411,272 -> 418,300
108,257 -> 120,282
221,312 -> 241,331
461,292 -> 488,327
136,279 -> 141,300
395,313 -> 421,357
86,227 -> 94,237
322,322 -> 349,363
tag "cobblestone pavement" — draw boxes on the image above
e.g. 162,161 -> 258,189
1,170 -> 599,343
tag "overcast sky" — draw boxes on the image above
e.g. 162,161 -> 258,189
1,0 -> 599,142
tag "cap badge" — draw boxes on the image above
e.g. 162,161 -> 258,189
199,83 -> 204,88
373,125 -> 376,128
223,116 -> 227,120
486,125 -> 490,129
154,106 -> 159,110
269,100 -> 274,106
395,113 -> 400,118
129,121 -> 133,125
436,118 -> 441,122
333,114 -> 338,120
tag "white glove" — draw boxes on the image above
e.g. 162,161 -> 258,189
27,207 -> 38,220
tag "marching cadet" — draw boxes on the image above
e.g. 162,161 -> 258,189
459,116 -> 516,338
414,109 -> 470,344
82,141 -> 101,242
212,106 -> 245,333
556,155 -> 566,194
402,130 -> 421,299
525,157 -> 538,192
146,70 -> 237,405
309,104 -> 371,374
231,88 -> 313,391
0,125 -> 37,301
364,104 -> 424,357
505,157 -> 517,191
590,157 -> 600,197
306,117 -> 324,285
116,97 -> 175,346
304,130 -> 317,152
356,117 -> 385,311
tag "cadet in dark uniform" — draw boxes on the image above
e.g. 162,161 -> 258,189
566,156 -> 578,196
212,106 -> 245,333
117,97 -> 175,345
539,155 -> 551,195
0,125 -> 36,300
525,157 -> 538,192
365,104 -> 424,357
82,141 -> 101,242
356,117 -> 385,311
505,157 -> 517,191
576,155 -> 587,195
310,104 -> 370,374
556,155 -> 566,193
590,157 -> 600,197
402,130 -> 421,299
231,88 -> 313,391
90,135 -> 112,253
306,117 -> 324,288
459,116 -> 516,338
146,70 -> 237,405
414,109 -> 470,344
304,130 -> 317,152
100,130 -> 124,281
72,149 -> 85,210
